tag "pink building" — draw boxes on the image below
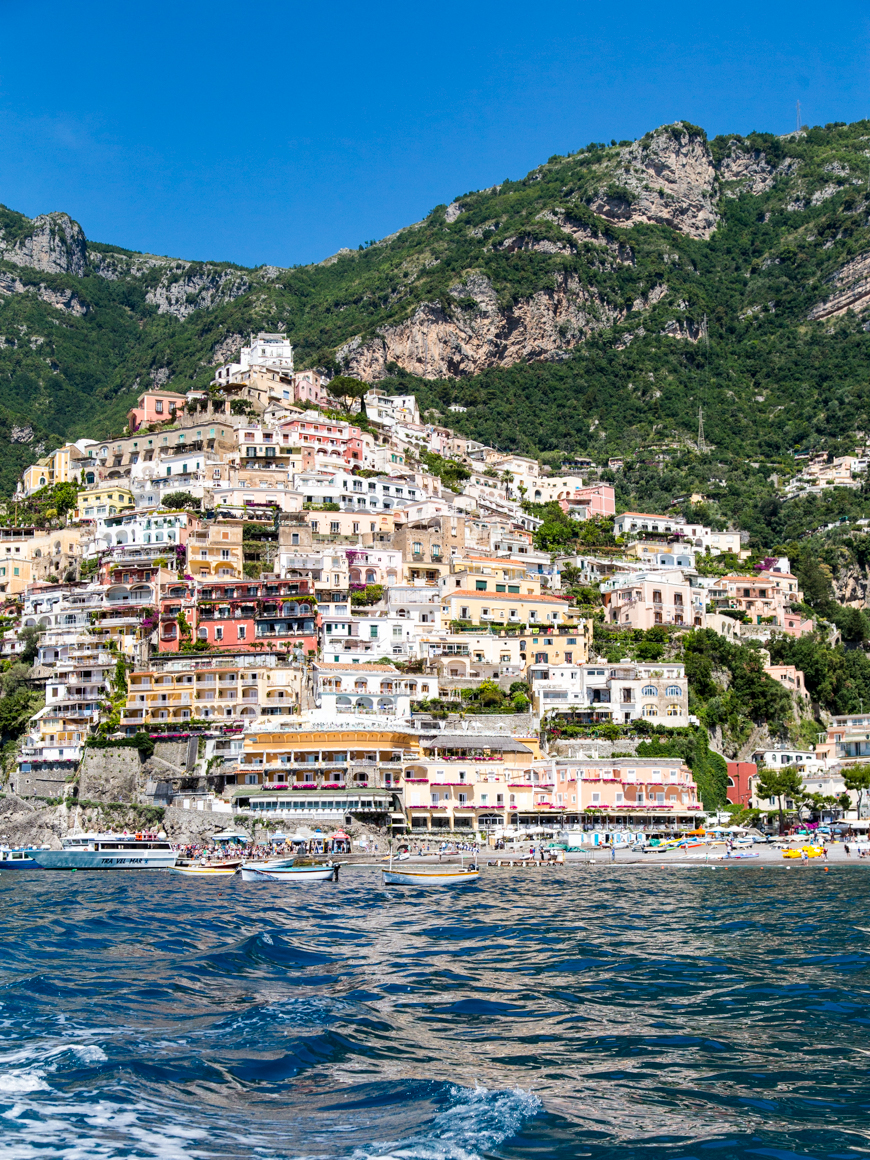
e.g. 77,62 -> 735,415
292,371 -> 330,408
709,575 -> 813,637
605,575 -> 703,629
557,484 -> 615,518
764,664 -> 806,697
127,390 -> 187,433
281,417 -> 365,467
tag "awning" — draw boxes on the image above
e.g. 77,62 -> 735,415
329,830 -> 350,840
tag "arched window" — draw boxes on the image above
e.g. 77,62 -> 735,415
642,704 -> 658,717
665,685 -> 682,697
412,542 -> 423,554
641,684 -> 658,697
666,704 -> 681,717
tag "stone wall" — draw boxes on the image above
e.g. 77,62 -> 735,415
78,747 -> 143,804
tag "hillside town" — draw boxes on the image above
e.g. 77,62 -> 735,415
0,332 -> 865,844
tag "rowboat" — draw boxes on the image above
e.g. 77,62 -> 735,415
173,864 -> 238,877
382,866 -> 480,886
239,863 -> 339,883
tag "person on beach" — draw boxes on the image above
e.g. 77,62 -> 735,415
822,846 -> 828,861
801,848 -> 808,866
845,844 -> 851,856
611,844 -> 616,863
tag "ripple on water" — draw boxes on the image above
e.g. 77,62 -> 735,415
0,868 -> 869,1158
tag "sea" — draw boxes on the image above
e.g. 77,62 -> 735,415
1,863 -> 868,1160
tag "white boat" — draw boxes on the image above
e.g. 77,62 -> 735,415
239,856 -> 297,872
382,865 -> 480,886
28,833 -> 177,870
0,848 -> 42,870
239,863 -> 339,883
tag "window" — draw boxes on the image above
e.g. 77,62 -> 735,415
666,704 -> 681,717
642,704 -> 658,717
155,400 -> 164,414
475,580 -> 487,591
665,685 -> 682,697
641,685 -> 658,697
237,626 -> 246,640
496,584 -> 506,592
459,607 -> 469,620
221,549 -> 230,560
215,627 -> 223,641
331,522 -> 340,534
564,652 -> 572,664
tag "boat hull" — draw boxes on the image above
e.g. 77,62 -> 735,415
239,865 -> 338,882
173,865 -> 238,877
0,852 -> 42,869
383,868 -> 480,886
29,850 -> 177,870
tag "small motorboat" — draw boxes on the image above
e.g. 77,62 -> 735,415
239,856 -> 297,872
173,864 -> 239,877
239,863 -> 339,883
382,865 -> 480,886
0,848 -> 43,870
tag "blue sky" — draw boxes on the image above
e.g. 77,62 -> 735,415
1,0 -> 868,268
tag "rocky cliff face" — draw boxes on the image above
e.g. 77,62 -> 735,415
144,265 -> 251,320
589,124 -> 719,240
0,212 -> 88,276
0,270 -> 88,316
808,250 -> 870,321
338,271 -> 626,379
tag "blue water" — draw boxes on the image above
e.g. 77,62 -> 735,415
2,864 -> 870,1159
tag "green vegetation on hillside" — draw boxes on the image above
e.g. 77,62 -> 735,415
5,118 -> 870,528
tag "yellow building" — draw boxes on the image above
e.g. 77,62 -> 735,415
0,528 -> 84,595
75,486 -> 135,520
187,519 -> 244,579
229,722 -> 420,827
122,658 -> 301,730
19,441 -> 95,497
441,587 -> 579,630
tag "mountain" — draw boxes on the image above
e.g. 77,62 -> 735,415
3,118 -> 870,504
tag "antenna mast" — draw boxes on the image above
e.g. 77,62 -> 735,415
698,407 -> 706,455
796,100 -> 801,133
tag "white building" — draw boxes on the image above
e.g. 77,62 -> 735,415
213,332 -> 294,384
310,661 -> 414,719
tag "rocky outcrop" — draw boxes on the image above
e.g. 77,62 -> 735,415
87,249 -> 174,281
717,145 -> 800,197
831,560 -> 870,607
589,123 -> 719,239
0,212 -> 88,276
536,210 -> 635,264
337,271 -> 625,380
145,266 -> 251,320
0,270 -> 88,316
808,251 -> 870,320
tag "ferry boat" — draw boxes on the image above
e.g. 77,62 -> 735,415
27,833 -> 177,870
0,848 -> 43,870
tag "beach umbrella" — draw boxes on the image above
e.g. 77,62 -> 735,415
269,832 -> 287,843
329,829 -> 350,840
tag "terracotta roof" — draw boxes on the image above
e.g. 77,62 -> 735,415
444,590 -> 572,604
315,661 -> 400,671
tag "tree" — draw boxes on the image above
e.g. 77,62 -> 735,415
326,375 -> 369,410
18,626 -> 42,666
755,766 -> 805,832
162,491 -> 200,510
842,764 -> 870,818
